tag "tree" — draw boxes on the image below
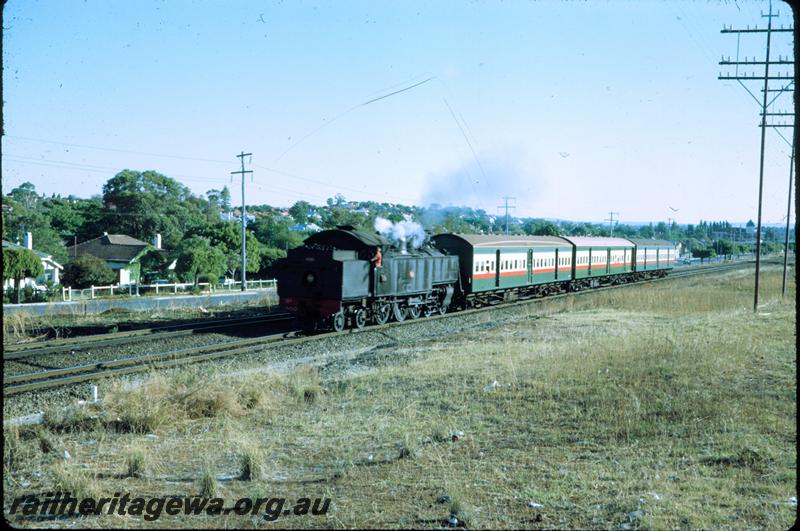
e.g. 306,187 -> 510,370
251,214 -> 304,251
691,248 -> 715,264
207,187 -> 232,212
288,200 -> 313,224
102,170 -> 217,249
61,254 -> 116,289
715,240 -> 735,259
3,248 -> 45,303
523,220 -> 560,236
190,223 -> 264,280
3,187 -> 69,263
175,237 -> 227,286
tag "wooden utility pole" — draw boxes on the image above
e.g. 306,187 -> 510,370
497,196 -> 516,235
718,1 -> 794,312
605,212 -> 619,237
231,152 -> 253,291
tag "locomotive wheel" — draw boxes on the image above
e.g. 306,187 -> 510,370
374,304 -> 391,325
354,309 -> 367,329
332,312 -> 345,332
392,303 -> 407,322
438,304 -> 447,316
408,306 -> 421,320
423,306 -> 435,318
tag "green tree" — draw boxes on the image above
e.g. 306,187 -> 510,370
523,220 -> 560,236
692,248 -> 715,264
251,214 -> 304,251
102,170 -> 217,248
61,254 -> 117,289
3,190 -> 69,263
288,200 -> 313,224
191,223 -> 264,280
715,240 -> 735,259
175,237 -> 227,286
207,187 -> 232,212
3,248 -> 45,303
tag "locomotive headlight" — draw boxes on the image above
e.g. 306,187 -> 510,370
303,271 -> 316,286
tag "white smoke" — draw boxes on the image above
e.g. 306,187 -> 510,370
374,216 -> 426,253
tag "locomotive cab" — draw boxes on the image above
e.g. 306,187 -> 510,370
275,227 -> 387,330
275,226 -> 459,332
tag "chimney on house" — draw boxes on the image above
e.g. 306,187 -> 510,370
23,232 -> 33,250
152,234 -> 162,249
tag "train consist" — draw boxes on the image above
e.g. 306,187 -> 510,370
275,225 -> 676,331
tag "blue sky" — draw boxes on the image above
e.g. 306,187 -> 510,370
2,0 -> 795,225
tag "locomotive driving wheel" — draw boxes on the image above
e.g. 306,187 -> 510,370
408,306 -> 421,319
332,312 -> 345,332
392,303 -> 407,322
354,308 -> 367,329
374,304 -> 391,325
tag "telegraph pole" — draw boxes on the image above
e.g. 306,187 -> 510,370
231,152 -> 253,291
605,212 -> 619,237
667,217 -> 675,241
718,1 -> 794,312
782,139 -> 794,298
497,196 -> 516,235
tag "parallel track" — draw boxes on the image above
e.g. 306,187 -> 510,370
3,312 -> 293,362
2,259 -> 788,396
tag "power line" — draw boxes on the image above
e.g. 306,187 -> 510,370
718,0 -> 795,313
6,135 -> 232,164
4,154 -> 226,184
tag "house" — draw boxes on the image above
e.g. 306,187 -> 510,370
67,233 -> 162,285
289,223 -> 322,233
2,232 -> 64,289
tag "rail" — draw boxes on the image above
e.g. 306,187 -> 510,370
4,259 -> 776,396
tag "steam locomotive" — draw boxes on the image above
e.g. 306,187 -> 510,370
274,225 -> 675,332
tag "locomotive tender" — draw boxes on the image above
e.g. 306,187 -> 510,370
275,226 -> 675,331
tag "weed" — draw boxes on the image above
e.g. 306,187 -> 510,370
238,445 -> 262,481
125,445 -> 148,478
50,461 -> 98,499
198,465 -> 217,498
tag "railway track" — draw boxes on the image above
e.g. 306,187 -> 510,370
3,312 -> 293,362
2,259 -> 787,396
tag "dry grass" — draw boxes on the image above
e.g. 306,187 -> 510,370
2,311 -> 43,343
3,266 -> 795,529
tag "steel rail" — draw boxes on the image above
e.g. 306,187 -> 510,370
3,259 -> 788,396
3,313 -> 292,361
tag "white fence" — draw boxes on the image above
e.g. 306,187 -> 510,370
61,279 -> 276,301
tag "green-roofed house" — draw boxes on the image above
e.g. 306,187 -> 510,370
67,233 -> 163,285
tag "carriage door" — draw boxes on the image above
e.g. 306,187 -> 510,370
606,249 -> 611,274
495,250 -> 501,287
527,249 -> 533,283
554,248 -> 559,280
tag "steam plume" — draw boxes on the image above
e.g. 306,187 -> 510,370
374,216 -> 426,253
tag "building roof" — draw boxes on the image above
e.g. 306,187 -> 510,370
2,240 -> 64,269
432,234 -> 572,248
627,239 -> 675,247
559,236 -> 635,248
67,234 -> 151,263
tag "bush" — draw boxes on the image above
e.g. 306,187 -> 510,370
62,254 -> 116,288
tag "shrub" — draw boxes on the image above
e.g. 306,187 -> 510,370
62,254 -> 116,288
